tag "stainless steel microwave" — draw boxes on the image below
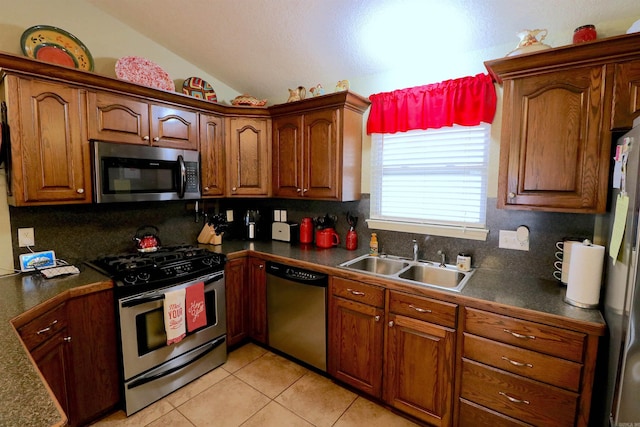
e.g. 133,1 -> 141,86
92,140 -> 200,203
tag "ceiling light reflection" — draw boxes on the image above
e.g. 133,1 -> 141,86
361,1 -> 470,70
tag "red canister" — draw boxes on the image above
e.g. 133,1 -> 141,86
573,25 -> 596,44
346,229 -> 358,250
300,217 -> 314,244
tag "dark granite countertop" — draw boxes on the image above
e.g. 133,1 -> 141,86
0,266 -> 110,427
0,240 -> 606,426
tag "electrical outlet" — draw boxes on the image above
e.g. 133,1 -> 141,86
499,229 -> 529,251
18,228 -> 35,247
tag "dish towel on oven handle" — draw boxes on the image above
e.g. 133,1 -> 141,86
164,288 -> 186,345
186,281 -> 207,332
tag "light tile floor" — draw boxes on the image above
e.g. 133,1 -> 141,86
91,343 -> 419,427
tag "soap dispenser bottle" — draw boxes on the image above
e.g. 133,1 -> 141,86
369,233 -> 379,256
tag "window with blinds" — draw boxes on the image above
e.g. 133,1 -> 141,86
369,124 -> 490,239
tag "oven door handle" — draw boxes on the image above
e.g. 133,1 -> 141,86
127,335 -> 226,390
121,293 -> 164,308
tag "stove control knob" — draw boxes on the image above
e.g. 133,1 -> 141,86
138,272 -> 151,282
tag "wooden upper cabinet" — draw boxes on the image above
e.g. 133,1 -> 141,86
2,75 -> 92,206
486,32 -> 640,213
226,117 -> 271,197
271,91 -> 370,201
272,114 -> 303,198
200,113 -> 225,197
612,59 -> 640,129
496,66 -> 612,213
88,91 -> 198,150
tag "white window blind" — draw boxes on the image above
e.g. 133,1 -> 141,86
370,124 -> 489,234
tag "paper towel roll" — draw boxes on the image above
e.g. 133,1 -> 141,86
565,242 -> 605,308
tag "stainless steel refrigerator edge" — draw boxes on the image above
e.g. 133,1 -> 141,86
603,116 -> 640,426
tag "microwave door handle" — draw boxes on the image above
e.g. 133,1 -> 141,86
177,154 -> 186,198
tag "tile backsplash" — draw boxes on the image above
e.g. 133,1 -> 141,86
9,195 -> 595,281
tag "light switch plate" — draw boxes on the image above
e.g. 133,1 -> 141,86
18,228 -> 35,247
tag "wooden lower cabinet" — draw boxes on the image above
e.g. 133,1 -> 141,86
328,278 -> 457,426
248,257 -> 268,343
385,291 -> 457,427
66,289 -> 120,426
460,307 -> 592,427
30,328 -> 71,417
225,257 -> 249,347
328,277 -> 384,397
15,289 -> 119,427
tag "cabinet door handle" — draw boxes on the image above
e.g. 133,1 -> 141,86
388,321 -> 394,327
409,304 -> 431,313
76,188 -> 84,194
296,188 -> 301,193
374,315 -> 380,322
143,135 -> 150,141
503,329 -> 536,340
204,186 -> 210,191
346,288 -> 365,296
36,319 -> 58,335
501,356 -> 533,368
508,192 -> 516,199
499,391 -> 530,405
303,188 -> 308,193
153,137 -> 160,142
232,187 -> 237,191
63,336 -> 72,343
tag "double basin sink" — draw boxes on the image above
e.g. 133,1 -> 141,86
338,254 -> 474,292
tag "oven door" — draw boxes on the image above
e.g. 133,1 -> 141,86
118,271 -> 226,381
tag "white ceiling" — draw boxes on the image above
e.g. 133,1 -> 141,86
87,0 -> 640,101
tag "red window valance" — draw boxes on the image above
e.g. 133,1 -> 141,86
366,73 -> 497,134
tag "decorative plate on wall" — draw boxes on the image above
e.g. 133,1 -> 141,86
182,77 -> 217,102
115,56 -> 174,92
20,25 -> 94,71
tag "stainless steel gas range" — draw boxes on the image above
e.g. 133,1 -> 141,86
89,245 -> 227,415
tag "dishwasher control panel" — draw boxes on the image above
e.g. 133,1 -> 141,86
266,262 -> 328,286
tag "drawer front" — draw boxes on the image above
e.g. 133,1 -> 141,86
459,398 -> 534,427
461,359 -> 578,427
464,307 -> 586,362
331,277 -> 384,308
18,303 -> 67,351
463,333 -> 582,391
388,290 -> 457,328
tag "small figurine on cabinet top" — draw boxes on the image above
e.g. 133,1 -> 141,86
335,80 -> 349,92
287,86 -> 306,102
310,84 -> 324,97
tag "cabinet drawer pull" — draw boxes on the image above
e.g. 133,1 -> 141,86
346,288 -> 365,296
409,304 -> 432,313
503,329 -> 536,340
499,391 -> 530,405
501,356 -> 533,368
36,319 -> 58,335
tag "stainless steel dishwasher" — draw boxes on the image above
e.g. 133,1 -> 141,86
266,261 -> 328,371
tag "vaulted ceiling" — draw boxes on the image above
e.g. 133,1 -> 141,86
88,0 -> 640,100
